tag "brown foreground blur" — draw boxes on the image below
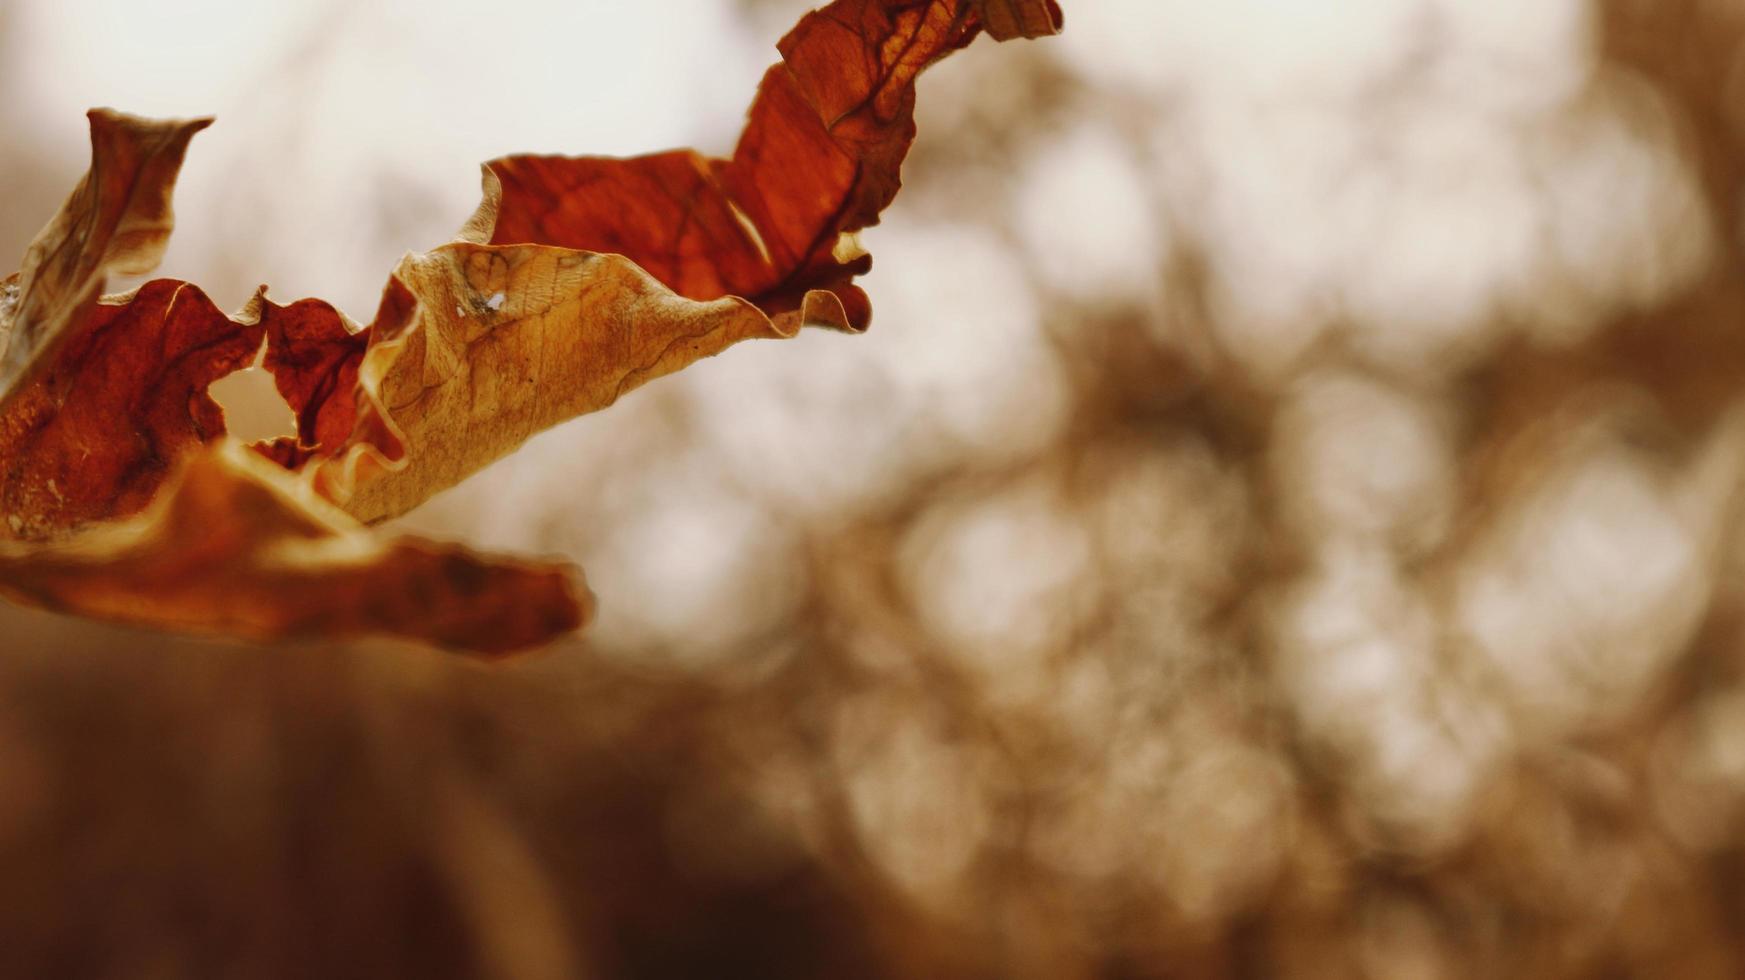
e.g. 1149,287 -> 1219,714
6,0 -> 1745,977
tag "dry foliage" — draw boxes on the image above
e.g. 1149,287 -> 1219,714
15,1 -> 1745,978
0,0 -> 1062,653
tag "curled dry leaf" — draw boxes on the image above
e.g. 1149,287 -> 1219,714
0,442 -> 586,656
1,278 -> 248,540
0,112 -> 595,653
309,245 -> 842,525
252,243 -> 854,525
973,0 -> 1064,41
480,0 -> 1065,328
0,111 -> 211,394
0,0 -> 1060,653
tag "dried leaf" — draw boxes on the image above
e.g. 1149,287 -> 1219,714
0,441 -> 588,655
0,0 -> 1061,652
0,113 -> 248,541
207,0 -> 1060,526
477,0 -> 1063,328
0,110 -> 211,395
0,277 -> 269,540
973,0 -> 1064,40
312,244 -> 842,525
0,117 -> 596,653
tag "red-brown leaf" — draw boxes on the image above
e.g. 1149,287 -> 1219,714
0,111 -> 211,395
478,0 -> 1061,330
0,442 -> 589,655
0,0 -> 1062,653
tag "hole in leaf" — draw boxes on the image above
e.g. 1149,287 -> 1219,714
210,365 -> 297,445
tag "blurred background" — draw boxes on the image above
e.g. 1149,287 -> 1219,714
4,0 -> 1745,976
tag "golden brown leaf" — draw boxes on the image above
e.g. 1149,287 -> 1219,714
317,244 -> 847,524
0,441 -> 589,655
